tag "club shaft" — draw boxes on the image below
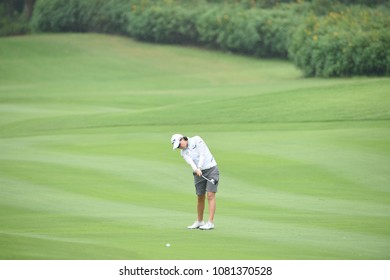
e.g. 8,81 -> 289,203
202,175 -> 214,184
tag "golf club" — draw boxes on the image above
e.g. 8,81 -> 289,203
202,175 -> 216,184
193,172 -> 217,184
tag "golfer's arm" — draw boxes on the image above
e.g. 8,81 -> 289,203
182,154 -> 197,171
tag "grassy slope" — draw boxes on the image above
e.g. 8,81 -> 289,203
0,34 -> 389,259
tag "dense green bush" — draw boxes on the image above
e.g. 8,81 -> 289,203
196,6 -> 297,57
0,17 -> 30,36
31,0 -> 98,33
129,2 -> 297,58
128,3 -> 199,44
196,6 -> 261,53
332,0 -> 387,5
289,7 -> 390,76
31,0 -> 131,34
204,0 -> 297,8
252,8 -> 300,57
31,0 -> 90,32
86,0 -> 132,35
0,3 -> 30,36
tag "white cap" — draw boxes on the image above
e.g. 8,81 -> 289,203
171,134 -> 183,150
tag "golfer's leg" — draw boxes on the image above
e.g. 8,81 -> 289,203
207,192 -> 216,223
197,194 -> 206,222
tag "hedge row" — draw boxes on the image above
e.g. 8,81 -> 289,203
128,4 -> 200,45
289,6 -> 390,76
31,0 -> 131,34
30,0 -> 390,77
128,4 -> 298,59
0,3 -> 30,36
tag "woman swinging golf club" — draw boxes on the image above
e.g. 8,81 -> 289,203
171,134 -> 220,230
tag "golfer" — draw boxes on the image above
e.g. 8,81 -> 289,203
171,134 -> 220,230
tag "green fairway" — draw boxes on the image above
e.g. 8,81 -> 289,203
0,34 -> 389,260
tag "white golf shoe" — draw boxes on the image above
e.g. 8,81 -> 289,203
199,221 -> 214,230
187,220 -> 204,229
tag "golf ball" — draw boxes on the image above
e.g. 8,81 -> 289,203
166,243 -> 170,247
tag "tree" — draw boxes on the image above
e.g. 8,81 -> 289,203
23,0 -> 35,20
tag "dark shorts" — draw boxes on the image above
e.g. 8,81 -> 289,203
194,166 -> 219,195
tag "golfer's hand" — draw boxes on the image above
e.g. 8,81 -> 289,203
195,168 -> 202,177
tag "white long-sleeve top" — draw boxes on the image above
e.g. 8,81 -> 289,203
180,136 -> 217,172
